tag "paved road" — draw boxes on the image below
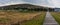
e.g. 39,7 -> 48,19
43,11 -> 59,25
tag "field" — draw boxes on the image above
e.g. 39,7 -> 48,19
21,12 -> 46,25
51,12 -> 60,25
0,10 -> 46,25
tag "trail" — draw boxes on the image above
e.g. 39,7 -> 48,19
43,11 -> 59,25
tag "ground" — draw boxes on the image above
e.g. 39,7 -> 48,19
51,12 -> 60,25
0,10 -> 59,25
0,10 -> 46,25
43,12 -> 59,25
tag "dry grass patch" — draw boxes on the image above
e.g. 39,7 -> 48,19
21,12 -> 46,25
0,11 -> 41,25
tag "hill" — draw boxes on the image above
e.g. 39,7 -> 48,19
0,4 -> 43,9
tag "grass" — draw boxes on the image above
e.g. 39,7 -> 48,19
0,18 -> 11,23
21,12 -> 46,25
0,10 -> 45,25
51,12 -> 60,25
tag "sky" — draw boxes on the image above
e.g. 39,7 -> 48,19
0,0 -> 60,8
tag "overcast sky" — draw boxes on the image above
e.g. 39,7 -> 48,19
0,0 -> 60,8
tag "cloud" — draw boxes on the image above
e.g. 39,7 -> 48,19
22,0 -> 48,5
0,0 -> 60,8
0,0 -> 27,4
22,0 -> 56,8
51,0 -> 60,8
0,0 -> 28,6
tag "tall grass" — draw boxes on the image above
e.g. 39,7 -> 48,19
51,12 -> 60,25
21,12 -> 46,25
0,10 -> 43,25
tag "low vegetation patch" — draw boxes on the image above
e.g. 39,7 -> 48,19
0,10 -> 45,25
21,12 -> 46,25
51,12 -> 60,25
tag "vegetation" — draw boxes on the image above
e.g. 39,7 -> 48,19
0,4 -> 47,25
0,10 -> 45,25
51,12 -> 60,25
21,12 -> 46,25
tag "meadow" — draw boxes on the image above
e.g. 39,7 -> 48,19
0,10 -> 46,25
51,12 -> 60,25
21,12 -> 46,25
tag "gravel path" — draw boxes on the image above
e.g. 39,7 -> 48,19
43,11 -> 59,25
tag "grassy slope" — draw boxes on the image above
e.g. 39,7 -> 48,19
21,12 -> 46,25
51,12 -> 60,25
0,11 -> 44,25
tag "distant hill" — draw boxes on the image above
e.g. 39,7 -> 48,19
0,4 -> 43,9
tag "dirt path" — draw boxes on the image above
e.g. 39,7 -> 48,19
43,11 -> 59,25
